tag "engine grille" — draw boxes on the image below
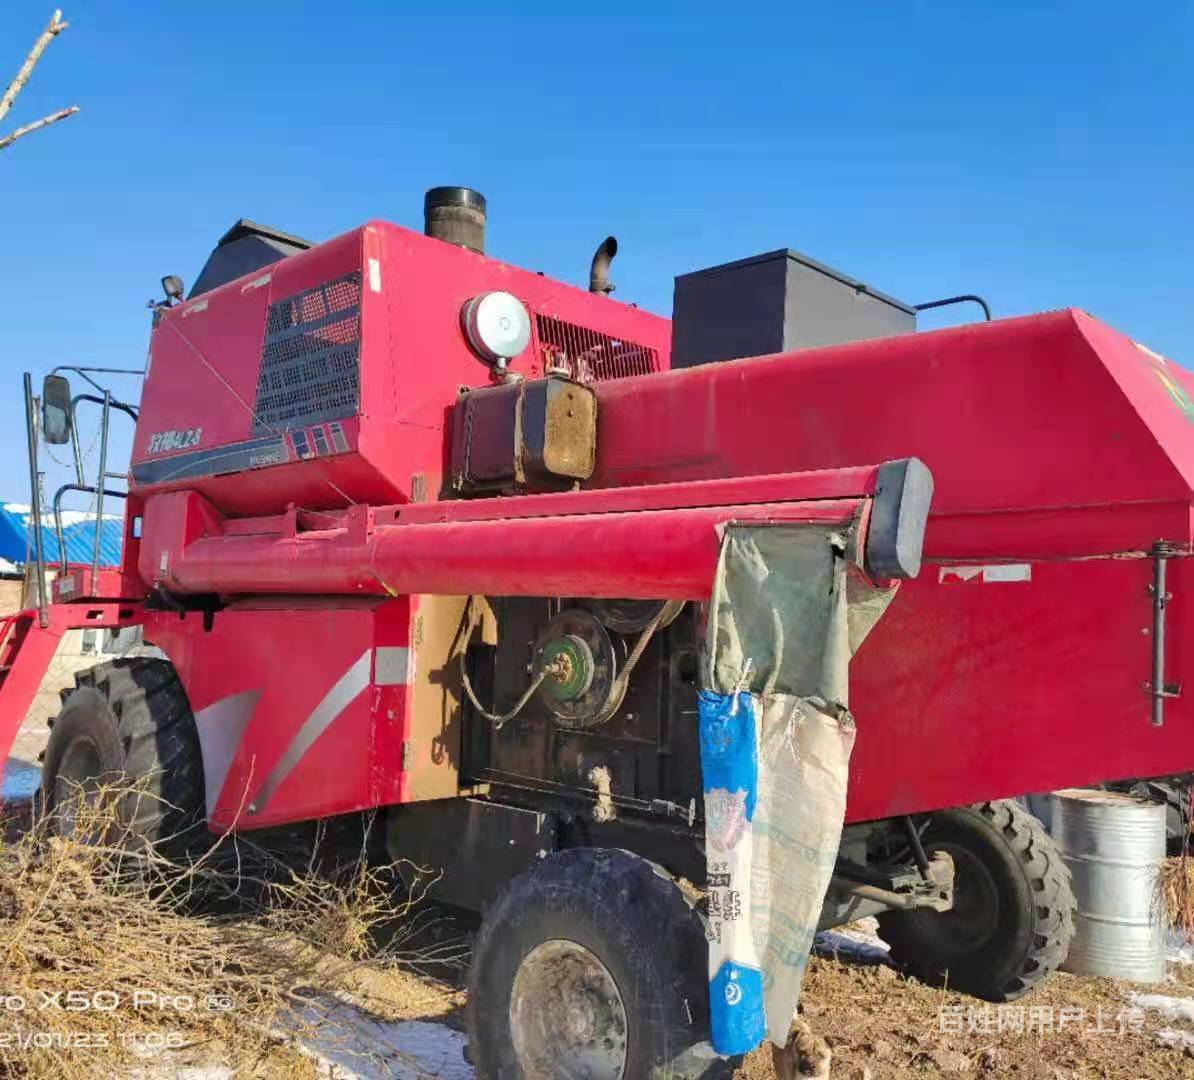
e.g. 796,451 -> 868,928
534,314 -> 660,383
252,272 -> 361,433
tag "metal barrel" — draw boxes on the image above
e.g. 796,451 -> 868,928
1053,788 -> 1166,983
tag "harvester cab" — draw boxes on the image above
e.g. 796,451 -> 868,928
5,186 -> 1193,1075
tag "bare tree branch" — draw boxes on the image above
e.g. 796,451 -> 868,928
0,9 -> 69,126
0,103 -> 77,151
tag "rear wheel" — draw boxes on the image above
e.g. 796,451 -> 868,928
878,800 -> 1074,1000
40,659 -> 205,854
467,847 -> 734,1079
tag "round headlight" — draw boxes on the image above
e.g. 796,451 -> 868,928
461,291 -> 531,366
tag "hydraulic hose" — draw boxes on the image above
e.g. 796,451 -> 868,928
458,596 -> 548,729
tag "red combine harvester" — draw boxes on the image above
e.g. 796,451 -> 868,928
8,187 -> 1193,1076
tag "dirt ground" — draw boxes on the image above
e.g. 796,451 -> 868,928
730,949 -> 1194,1079
330,920 -> 1194,1079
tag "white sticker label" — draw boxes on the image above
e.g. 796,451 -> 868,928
939,564 -> 1032,584
368,257 -> 382,293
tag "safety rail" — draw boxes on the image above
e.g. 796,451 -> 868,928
22,367 -> 142,628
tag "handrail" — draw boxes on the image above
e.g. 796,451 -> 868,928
22,374 -> 48,628
24,370 -> 141,621
51,483 -> 127,577
914,294 -> 992,322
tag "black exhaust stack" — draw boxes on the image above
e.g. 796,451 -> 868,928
589,236 -> 617,295
424,187 -> 487,254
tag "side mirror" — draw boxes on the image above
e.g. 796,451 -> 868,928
41,375 -> 73,445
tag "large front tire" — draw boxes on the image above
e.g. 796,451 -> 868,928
467,847 -> 733,1080
40,659 -> 205,854
878,800 -> 1075,1000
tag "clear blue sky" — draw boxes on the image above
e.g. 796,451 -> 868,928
1,3 -> 1190,506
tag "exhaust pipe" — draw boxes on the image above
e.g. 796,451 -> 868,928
589,235 -> 617,295
424,186 -> 487,254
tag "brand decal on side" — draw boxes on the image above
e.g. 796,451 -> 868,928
131,434 -> 289,485
248,445 -> 288,468
147,428 -> 202,455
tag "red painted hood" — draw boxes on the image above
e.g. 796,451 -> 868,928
593,309 -> 1194,560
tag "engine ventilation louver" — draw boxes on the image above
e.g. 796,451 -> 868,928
252,272 -> 361,433
534,314 -> 660,383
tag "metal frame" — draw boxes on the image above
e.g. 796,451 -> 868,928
22,367 -> 142,625
1148,541 -> 1180,727
22,375 -> 49,627
914,294 -> 992,321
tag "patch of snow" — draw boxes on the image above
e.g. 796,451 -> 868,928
296,1006 -> 472,1079
815,916 -> 892,965
1156,1027 -> 1194,1054
1168,930 -> 1194,966
1130,991 -> 1194,1024
122,1044 -> 237,1079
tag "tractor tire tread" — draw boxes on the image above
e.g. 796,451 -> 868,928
44,659 -> 205,856
467,847 -> 735,1079
879,800 -> 1075,1001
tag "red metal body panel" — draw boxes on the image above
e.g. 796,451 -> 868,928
141,600 -> 411,831
591,310 -> 1193,555
847,558 -> 1174,821
584,309 -> 1194,819
134,223 -> 670,515
51,566 -> 126,603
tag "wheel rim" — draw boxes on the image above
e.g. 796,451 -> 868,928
907,842 -> 1001,956
52,735 -> 105,837
510,939 -> 628,1080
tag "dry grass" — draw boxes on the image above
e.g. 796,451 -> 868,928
0,781 -> 465,1078
1159,854 -> 1194,939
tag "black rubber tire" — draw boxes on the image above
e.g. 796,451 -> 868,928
467,847 -> 735,1080
41,659 -> 205,855
877,800 -> 1075,1001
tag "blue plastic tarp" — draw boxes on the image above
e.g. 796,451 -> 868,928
0,502 -> 122,568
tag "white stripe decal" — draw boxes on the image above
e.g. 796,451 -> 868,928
375,646 -> 410,686
194,689 -> 261,818
251,651 -> 372,813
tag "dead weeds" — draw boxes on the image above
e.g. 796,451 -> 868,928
0,781 -> 465,1078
